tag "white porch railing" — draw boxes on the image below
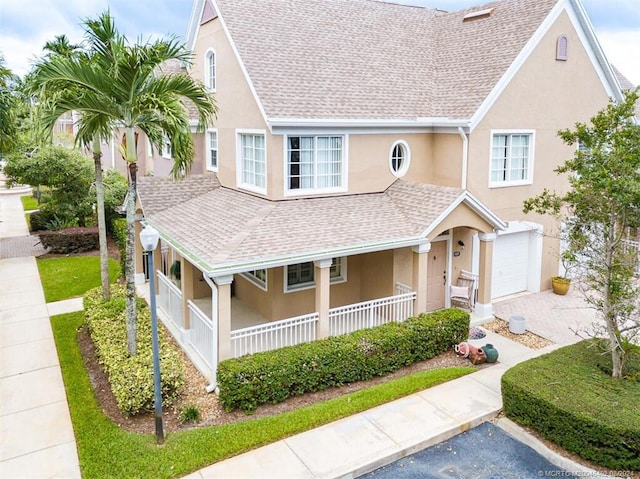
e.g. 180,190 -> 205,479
395,282 -> 413,295
157,271 -> 183,330
230,312 -> 319,358
188,300 -> 214,368
329,292 -> 416,337
622,239 -> 640,276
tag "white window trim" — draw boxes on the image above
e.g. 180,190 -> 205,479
283,134 -> 348,197
488,129 -> 535,188
205,48 -> 216,92
240,269 -> 267,291
389,139 -> 411,178
236,129 -> 267,195
284,257 -> 347,293
162,135 -> 172,160
206,128 -> 218,172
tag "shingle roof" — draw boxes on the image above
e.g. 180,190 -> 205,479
213,0 -> 557,120
137,175 -> 480,272
612,65 -> 640,119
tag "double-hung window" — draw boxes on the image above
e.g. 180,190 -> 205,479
206,129 -> 218,171
287,135 -> 344,193
237,131 -> 266,193
285,257 -> 346,292
490,131 -> 534,187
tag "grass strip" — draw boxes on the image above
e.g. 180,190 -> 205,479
52,312 -> 474,479
37,256 -> 120,302
20,194 -> 38,211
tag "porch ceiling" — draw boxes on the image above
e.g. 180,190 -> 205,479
137,175 -> 504,275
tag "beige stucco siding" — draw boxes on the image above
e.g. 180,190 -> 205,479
467,10 -> 612,287
192,19 -> 269,190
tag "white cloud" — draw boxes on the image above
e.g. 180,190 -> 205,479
597,30 -> 640,86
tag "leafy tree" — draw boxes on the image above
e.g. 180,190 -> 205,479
3,145 -> 94,227
30,12 -> 216,355
524,90 -> 640,378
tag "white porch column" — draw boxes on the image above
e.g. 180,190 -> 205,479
214,275 -> 233,361
476,232 -> 496,318
314,259 -> 332,339
412,242 -> 431,314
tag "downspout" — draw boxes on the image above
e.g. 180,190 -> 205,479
458,127 -> 468,190
202,273 -> 218,393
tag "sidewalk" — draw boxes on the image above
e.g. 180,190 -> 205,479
0,192 -> 82,479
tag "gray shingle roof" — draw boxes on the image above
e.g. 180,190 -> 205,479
138,175 -> 474,272
214,0 -> 557,120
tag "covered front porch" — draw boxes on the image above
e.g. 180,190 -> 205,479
135,176 -> 506,386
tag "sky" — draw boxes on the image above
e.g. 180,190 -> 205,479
0,0 -> 639,85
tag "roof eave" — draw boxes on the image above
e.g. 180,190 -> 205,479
268,117 -> 471,132
204,236 -> 429,278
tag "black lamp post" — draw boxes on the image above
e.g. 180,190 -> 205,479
139,224 -> 164,444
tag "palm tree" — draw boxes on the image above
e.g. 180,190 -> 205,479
31,12 -> 216,355
0,53 -> 18,155
28,33 -> 113,304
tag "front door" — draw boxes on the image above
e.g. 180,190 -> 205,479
426,241 -> 447,311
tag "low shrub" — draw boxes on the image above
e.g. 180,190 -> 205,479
39,227 -> 99,253
218,308 -> 469,412
502,340 -> 640,470
83,285 -> 184,415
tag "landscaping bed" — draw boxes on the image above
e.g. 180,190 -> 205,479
482,318 -> 554,349
502,340 -> 640,471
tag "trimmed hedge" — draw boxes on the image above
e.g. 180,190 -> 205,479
218,308 -> 469,412
39,227 -> 99,253
83,285 -> 184,415
502,340 -> 640,470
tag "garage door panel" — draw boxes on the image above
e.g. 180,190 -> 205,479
492,232 -> 529,298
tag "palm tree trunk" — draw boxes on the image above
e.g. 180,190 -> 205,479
92,139 -> 110,301
125,129 -> 138,356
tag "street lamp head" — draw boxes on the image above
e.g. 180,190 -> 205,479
139,225 -> 160,252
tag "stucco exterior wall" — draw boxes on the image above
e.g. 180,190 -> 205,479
192,18 -> 269,190
466,10 -> 612,288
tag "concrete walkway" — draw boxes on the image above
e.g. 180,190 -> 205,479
0,192 -> 82,479
0,187 -> 603,479
183,330 -> 551,479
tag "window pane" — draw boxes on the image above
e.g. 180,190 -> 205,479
240,133 -> 266,189
287,135 -> 342,190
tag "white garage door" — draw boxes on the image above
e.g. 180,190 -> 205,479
492,232 -> 529,298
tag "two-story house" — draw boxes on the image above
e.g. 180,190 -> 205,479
134,0 -> 626,385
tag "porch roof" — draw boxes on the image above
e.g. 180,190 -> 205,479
137,175 -> 505,276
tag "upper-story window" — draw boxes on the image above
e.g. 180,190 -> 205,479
389,140 -> 410,177
206,129 -> 218,171
237,130 -> 266,193
162,135 -> 172,160
285,257 -> 346,292
286,135 -> 344,193
205,49 -> 216,91
490,130 -> 534,187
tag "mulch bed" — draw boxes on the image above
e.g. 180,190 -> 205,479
77,323 -> 490,434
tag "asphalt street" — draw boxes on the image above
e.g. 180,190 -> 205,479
359,422 -> 576,479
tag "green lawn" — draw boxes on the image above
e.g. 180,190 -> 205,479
52,311 -> 474,479
37,256 -> 120,302
20,194 -> 38,211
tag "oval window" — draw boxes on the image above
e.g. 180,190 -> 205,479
389,140 -> 410,177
